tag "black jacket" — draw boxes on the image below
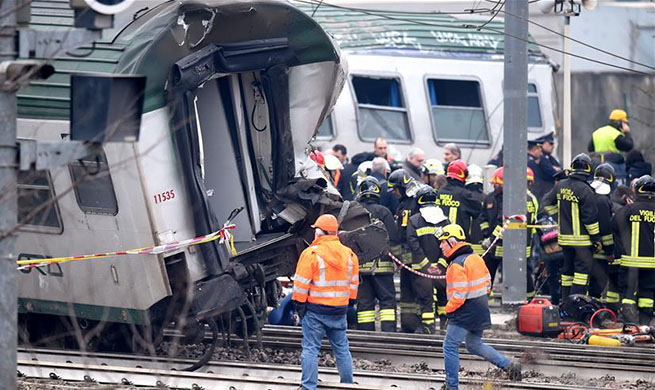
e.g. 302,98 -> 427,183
481,190 -> 538,258
370,171 -> 398,215
360,198 -> 399,274
612,198 -> 655,268
542,174 -> 600,247
467,186 -> 486,254
592,192 -> 614,260
402,160 -> 423,182
338,152 -> 375,200
407,211 -> 448,272
436,179 -> 482,240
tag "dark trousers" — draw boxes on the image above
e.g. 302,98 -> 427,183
544,252 -> 563,305
589,256 -> 609,300
561,246 -> 593,298
619,266 -> 655,325
605,264 -> 621,312
356,274 -> 396,332
399,268 -> 434,333
433,278 -> 447,317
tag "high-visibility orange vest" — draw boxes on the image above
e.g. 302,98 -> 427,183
445,248 -> 491,314
292,235 -> 359,307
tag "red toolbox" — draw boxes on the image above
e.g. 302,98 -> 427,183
517,298 -> 561,337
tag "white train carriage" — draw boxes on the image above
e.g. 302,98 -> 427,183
297,3 -> 557,164
17,0 -> 345,349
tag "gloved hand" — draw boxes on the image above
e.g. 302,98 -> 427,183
593,241 -> 603,254
294,301 -> 307,319
607,255 -> 616,265
481,237 -> 493,250
427,264 -> 443,275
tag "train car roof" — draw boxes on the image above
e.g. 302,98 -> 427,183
292,1 -> 548,62
18,0 -> 340,119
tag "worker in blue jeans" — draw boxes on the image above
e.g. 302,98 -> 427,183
437,224 -> 522,390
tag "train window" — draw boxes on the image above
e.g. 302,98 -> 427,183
528,83 -> 543,130
351,75 -> 411,142
17,170 -> 63,233
69,150 -> 119,215
316,114 -> 335,139
427,78 -> 489,144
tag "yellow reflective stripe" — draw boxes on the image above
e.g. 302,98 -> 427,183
571,202 -> 580,236
379,308 -> 396,321
437,306 -> 446,315
605,291 -> 620,303
545,205 -> 558,216
631,221 -> 640,259
638,298 -> 654,308
601,234 -> 614,246
480,222 -> 490,230
619,257 -> 655,268
492,225 -> 503,237
357,310 -> 376,323
622,298 -> 636,305
402,210 -> 410,227
561,274 -> 573,287
573,272 -> 588,285
449,207 -> 457,225
416,226 -> 438,236
526,290 -> 536,298
438,258 -> 448,268
412,257 -> 430,270
585,222 -> 600,236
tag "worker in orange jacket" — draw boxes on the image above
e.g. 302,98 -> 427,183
437,224 -> 521,390
292,214 -> 359,390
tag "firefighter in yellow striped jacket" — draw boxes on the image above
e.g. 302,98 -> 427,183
611,175 -> 655,326
542,153 -> 601,302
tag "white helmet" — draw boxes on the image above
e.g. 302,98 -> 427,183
357,161 -> 373,180
466,164 -> 484,185
324,154 -> 343,171
424,158 -> 445,175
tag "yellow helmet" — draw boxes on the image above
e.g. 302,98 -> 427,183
437,224 -> 466,241
609,109 -> 628,123
424,159 -> 444,176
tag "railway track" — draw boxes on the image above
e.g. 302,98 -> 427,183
18,347 -> 612,390
163,325 -> 655,382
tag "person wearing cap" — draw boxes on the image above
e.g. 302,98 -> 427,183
588,109 -> 634,154
438,223 -> 522,390
292,214 -> 359,390
535,131 -> 562,170
534,132 -> 562,196
527,139 -> 548,200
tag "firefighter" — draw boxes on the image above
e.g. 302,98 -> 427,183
542,153 -> 601,302
438,223 -> 522,390
407,185 -> 449,333
589,164 -> 617,308
355,177 -> 398,332
436,160 -> 482,241
387,168 -> 421,331
465,164 -> 486,256
481,167 -> 538,298
612,175 -> 655,326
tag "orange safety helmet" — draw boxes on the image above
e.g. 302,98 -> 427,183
446,159 -> 468,183
311,214 -> 339,232
490,167 -> 534,186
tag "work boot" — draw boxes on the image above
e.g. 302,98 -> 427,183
415,323 -> 436,334
439,315 -> 448,331
639,310 -> 653,327
621,304 -> 639,324
504,361 -> 522,381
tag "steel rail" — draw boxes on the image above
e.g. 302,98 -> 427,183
162,325 -> 655,382
18,348 -> 611,390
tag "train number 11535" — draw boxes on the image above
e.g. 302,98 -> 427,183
154,189 -> 175,204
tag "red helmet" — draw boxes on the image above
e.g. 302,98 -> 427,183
526,167 -> 535,183
490,167 -> 504,186
446,160 -> 468,182
490,166 -> 534,186
309,151 -> 325,167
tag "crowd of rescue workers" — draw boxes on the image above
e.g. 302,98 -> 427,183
278,109 -> 654,390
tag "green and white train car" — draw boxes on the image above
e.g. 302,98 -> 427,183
17,0 -> 345,349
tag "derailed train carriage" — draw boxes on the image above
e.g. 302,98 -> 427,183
16,0 -> 372,352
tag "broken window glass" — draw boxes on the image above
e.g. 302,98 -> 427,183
69,149 -> 119,215
352,76 -> 411,142
528,83 -> 543,130
427,79 -> 489,144
18,170 -> 63,233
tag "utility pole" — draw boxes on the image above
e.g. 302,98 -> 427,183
0,0 -> 18,386
563,15 -> 572,167
502,0 -> 529,304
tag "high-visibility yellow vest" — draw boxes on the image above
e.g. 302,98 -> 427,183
592,125 -> 622,153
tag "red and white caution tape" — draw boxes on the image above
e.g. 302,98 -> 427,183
17,224 -> 236,271
388,251 -> 446,280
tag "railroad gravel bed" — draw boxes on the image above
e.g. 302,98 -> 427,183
157,342 -> 655,389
